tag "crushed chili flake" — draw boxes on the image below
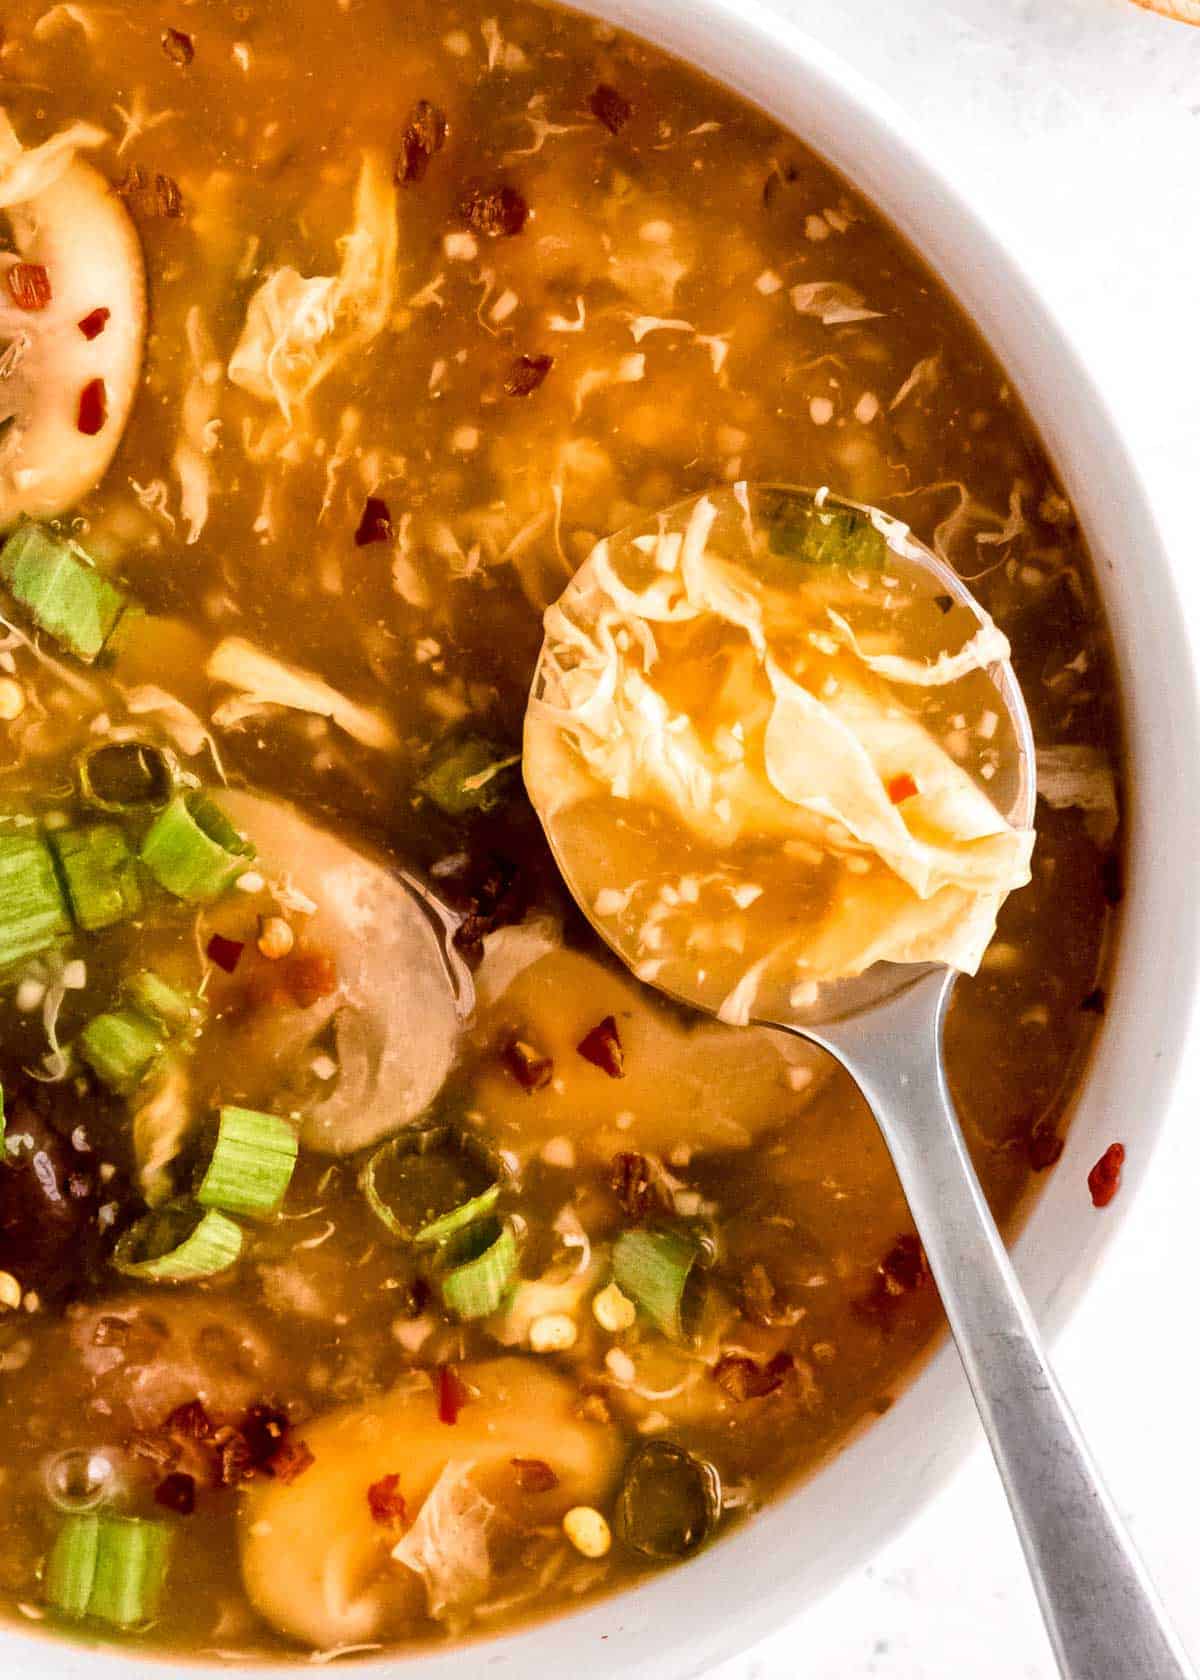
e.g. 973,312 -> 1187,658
459,181 -> 529,238
450,851 -> 526,958
367,1473 -> 408,1527
396,99 -> 448,185
77,306 -> 111,340
245,948 -> 338,1012
206,933 -> 244,974
610,1150 -> 656,1220
1079,986 -> 1106,1015
266,1437 -> 314,1484
5,262 -> 51,311
503,1036 -> 553,1092
1028,1124 -> 1065,1172
161,26 -> 194,65
154,1470 -> 196,1514
77,378 -> 107,436
164,1398 -> 213,1440
853,1233 -> 929,1329
887,772 -> 919,804
504,352 -> 554,397
711,1350 -> 795,1401
116,166 -> 184,220
354,495 -> 392,546
240,1404 -> 289,1467
437,1362 -> 469,1425
588,83 -> 633,134
933,593 -> 954,615
577,1015 -> 624,1078
1088,1142 -> 1125,1208
511,1457 -> 559,1493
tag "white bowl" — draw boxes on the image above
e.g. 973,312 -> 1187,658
11,3 -> 1199,1677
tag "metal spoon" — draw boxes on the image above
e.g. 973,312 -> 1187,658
526,484 -> 1194,1680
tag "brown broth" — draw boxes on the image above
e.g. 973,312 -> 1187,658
0,0 -> 1119,1659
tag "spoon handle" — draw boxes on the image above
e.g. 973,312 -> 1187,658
800,972 -> 1194,1680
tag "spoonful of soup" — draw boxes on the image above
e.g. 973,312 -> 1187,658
524,483 -> 1193,1680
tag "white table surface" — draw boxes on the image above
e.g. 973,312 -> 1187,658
705,2 -> 1200,1676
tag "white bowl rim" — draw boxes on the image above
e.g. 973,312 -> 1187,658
9,2 -> 1200,1677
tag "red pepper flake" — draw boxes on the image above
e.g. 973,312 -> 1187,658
588,84 -> 633,135
933,593 -> 954,615
396,99 -> 448,186
77,377 -> 107,436
153,1470 -> 196,1514
504,352 -> 554,397
511,1457 -> 559,1493
853,1233 -> 929,1329
354,495 -> 392,546
1088,1142 -> 1125,1208
610,1150 -> 657,1220
285,950 -> 338,1009
5,262 -> 51,311
577,1015 -> 624,1078
161,26 -> 194,65
1028,1124 -> 1065,1172
266,1438 -> 314,1484
502,1036 -> 553,1092
887,772 -> 918,804
1079,986 -> 1106,1015
77,306 -> 111,340
459,181 -> 529,238
116,166 -> 184,220
164,1398 -> 213,1440
711,1350 -> 795,1401
240,1404 -> 290,1467
437,1362 -> 469,1425
367,1473 -> 408,1527
206,933 -> 245,974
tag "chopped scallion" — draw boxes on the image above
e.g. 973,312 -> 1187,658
0,522 -> 127,662
49,823 -> 143,932
0,830 -> 71,970
78,739 -> 176,813
196,1106 -> 298,1219
112,1202 -> 243,1281
46,1513 -> 172,1627
361,1126 -> 496,1243
417,734 -> 521,816
140,793 -> 255,903
125,970 -> 195,1031
78,1006 -> 166,1094
413,1182 -> 501,1248
764,498 -> 886,570
439,1216 -> 519,1320
612,1226 -> 703,1341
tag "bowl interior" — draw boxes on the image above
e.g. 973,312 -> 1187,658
9,2 -> 1198,1677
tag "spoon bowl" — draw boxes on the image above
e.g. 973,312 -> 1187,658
525,483 -> 1194,1680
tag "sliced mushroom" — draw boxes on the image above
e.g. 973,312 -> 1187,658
0,112 -> 146,526
208,791 -> 469,1154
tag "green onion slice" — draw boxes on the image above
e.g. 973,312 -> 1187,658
78,1007 -> 166,1094
612,1226 -> 703,1341
78,740 -> 177,813
196,1105 -> 298,1219
0,522 -> 128,663
140,792 -> 255,903
48,822 -> 143,932
615,1441 -> 721,1560
125,970 -> 197,1032
112,1201 -> 243,1281
0,830 -> 71,971
417,734 -> 520,816
439,1216 -> 519,1320
361,1126 -> 497,1243
47,1513 -> 172,1627
758,488 -> 886,571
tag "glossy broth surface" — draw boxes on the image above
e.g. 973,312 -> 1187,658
0,0 -> 1120,1659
